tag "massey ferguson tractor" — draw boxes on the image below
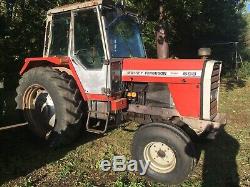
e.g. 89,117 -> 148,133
15,0 -> 226,185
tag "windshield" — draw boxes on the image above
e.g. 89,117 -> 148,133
106,13 -> 145,58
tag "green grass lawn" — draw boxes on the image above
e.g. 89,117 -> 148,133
0,78 -> 249,187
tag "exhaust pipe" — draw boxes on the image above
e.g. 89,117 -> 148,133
156,0 -> 169,59
156,25 -> 169,59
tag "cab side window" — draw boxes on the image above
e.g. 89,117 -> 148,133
74,9 -> 105,69
49,13 -> 71,56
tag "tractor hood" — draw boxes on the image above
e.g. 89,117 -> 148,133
122,58 -> 205,84
121,58 -> 222,120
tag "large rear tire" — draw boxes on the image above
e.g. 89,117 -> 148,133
15,67 -> 85,147
132,123 -> 197,185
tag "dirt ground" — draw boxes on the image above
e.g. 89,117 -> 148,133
0,78 -> 249,187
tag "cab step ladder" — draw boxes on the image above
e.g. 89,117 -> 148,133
86,100 -> 110,134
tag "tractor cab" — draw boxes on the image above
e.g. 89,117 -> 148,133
44,0 -> 145,94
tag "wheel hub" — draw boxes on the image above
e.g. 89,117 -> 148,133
143,142 -> 177,174
34,90 -> 56,127
24,84 -> 56,137
157,150 -> 166,158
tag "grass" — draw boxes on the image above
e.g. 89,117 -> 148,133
0,78 -> 250,187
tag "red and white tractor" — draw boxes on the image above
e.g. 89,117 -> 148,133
15,0 -> 226,185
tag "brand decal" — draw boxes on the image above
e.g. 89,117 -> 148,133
122,70 -> 202,77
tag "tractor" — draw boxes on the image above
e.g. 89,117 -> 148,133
15,0 -> 226,185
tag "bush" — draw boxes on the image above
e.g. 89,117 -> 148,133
238,61 -> 250,79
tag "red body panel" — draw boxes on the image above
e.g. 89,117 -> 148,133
20,57 -> 70,75
111,98 -> 128,111
86,93 -> 115,101
122,58 -> 205,118
122,58 -> 204,84
168,83 -> 200,117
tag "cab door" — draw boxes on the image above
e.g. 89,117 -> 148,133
71,7 -> 110,95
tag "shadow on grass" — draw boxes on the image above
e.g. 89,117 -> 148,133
0,126 -> 103,185
200,129 -> 240,187
224,78 -> 246,91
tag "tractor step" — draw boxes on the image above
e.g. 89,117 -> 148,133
86,100 -> 112,134
86,111 -> 110,134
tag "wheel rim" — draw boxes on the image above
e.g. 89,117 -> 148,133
23,84 -> 56,137
143,142 -> 177,173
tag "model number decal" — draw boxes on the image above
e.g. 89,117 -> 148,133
183,72 -> 198,76
122,70 -> 202,77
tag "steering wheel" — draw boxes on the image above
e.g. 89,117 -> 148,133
74,49 -> 87,55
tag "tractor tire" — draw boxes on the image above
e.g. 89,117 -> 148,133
15,66 -> 85,147
132,123 -> 197,185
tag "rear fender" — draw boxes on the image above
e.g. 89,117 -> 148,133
20,57 -> 70,75
20,56 -> 88,101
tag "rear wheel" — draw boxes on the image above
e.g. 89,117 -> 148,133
132,123 -> 197,185
15,67 -> 85,147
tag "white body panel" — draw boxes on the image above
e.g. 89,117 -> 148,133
71,58 -> 110,93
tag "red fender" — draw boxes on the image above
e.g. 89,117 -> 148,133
20,56 -> 70,75
20,56 -> 88,101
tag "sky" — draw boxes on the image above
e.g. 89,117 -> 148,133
248,2 -> 250,12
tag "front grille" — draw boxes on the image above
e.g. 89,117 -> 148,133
210,63 -> 221,119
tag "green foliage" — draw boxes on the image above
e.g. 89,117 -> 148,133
22,177 -> 34,187
59,161 -> 76,179
238,61 -> 250,78
114,175 -> 145,187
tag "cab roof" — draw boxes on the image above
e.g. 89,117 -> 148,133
47,0 -> 114,15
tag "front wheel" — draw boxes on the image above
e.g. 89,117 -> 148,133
132,123 -> 197,185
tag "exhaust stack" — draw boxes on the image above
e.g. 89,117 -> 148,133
156,0 -> 169,59
156,26 -> 169,59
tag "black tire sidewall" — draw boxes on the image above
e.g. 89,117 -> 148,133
17,71 -> 54,138
17,68 -> 82,145
29,72 -> 66,133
